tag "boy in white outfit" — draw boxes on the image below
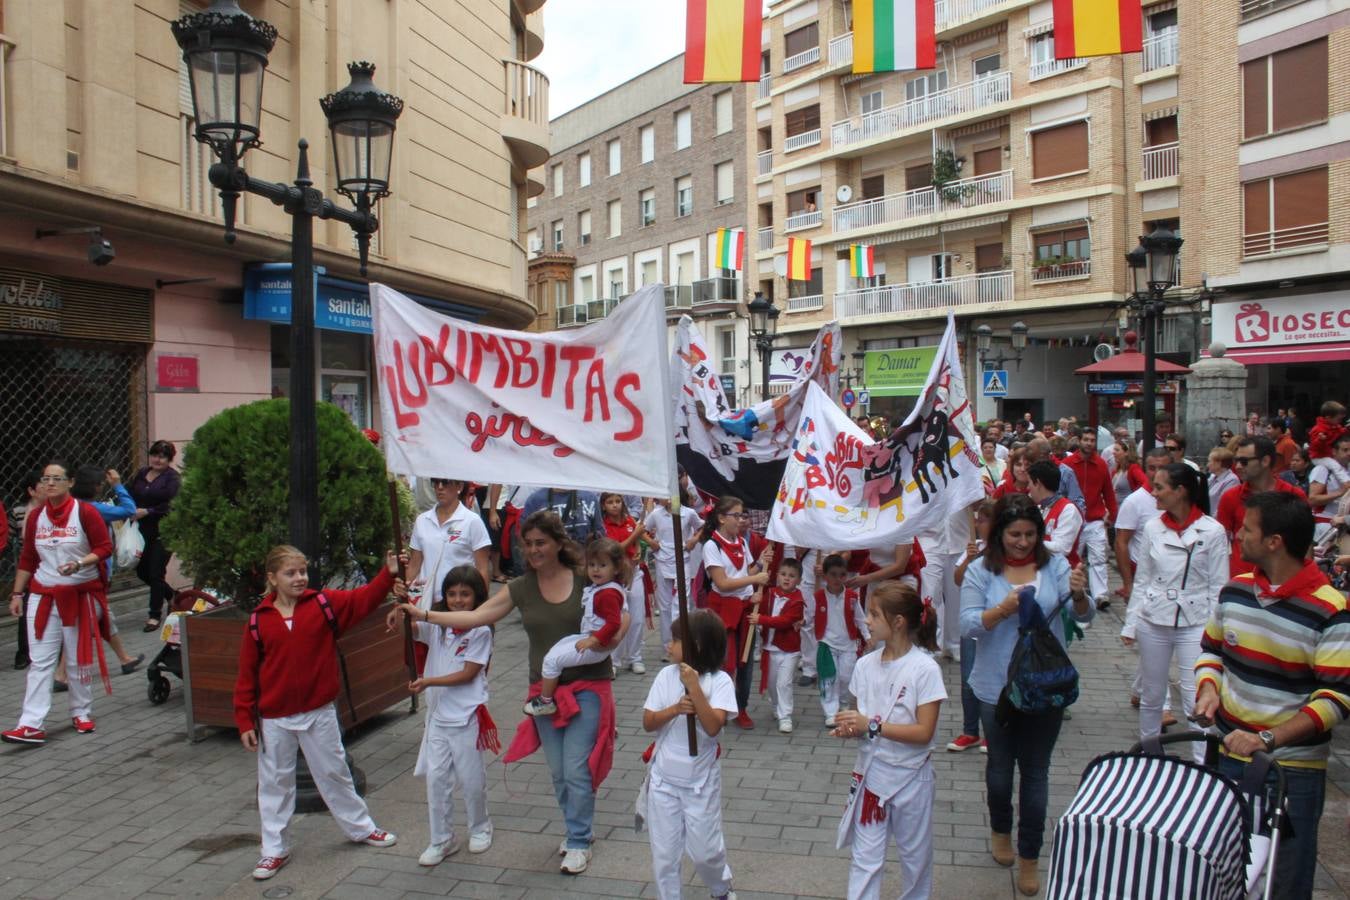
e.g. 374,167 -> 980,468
815,555 -> 869,727
643,498 -> 703,653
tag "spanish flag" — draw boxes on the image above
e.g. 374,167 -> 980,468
685,0 -> 763,83
787,238 -> 812,281
849,244 -> 875,279
853,0 -> 936,74
1052,0 -> 1143,59
715,228 -> 744,271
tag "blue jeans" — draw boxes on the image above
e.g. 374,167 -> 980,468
1216,755 -> 1326,900
534,688 -> 600,850
979,701 -> 1063,860
959,636 -> 980,738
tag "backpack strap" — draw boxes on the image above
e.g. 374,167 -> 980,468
315,593 -> 359,728
248,610 -> 264,750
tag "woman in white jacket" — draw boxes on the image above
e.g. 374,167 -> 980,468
1120,463 -> 1229,762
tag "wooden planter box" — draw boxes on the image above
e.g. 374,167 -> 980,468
180,602 -> 412,741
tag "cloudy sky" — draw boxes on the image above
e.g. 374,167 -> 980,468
535,2 -> 687,117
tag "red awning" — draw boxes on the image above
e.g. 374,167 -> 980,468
1075,350 -> 1191,376
1209,343 -> 1350,366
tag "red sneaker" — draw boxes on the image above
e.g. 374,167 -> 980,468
0,726 -> 45,745
72,716 -> 95,735
734,711 -> 754,730
946,733 -> 981,752
251,855 -> 290,880
361,829 -> 398,847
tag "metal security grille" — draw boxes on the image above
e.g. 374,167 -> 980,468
1,336 -> 147,587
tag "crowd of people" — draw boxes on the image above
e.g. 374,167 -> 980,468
3,400 -> 1349,899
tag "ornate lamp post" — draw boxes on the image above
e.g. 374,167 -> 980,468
1125,225 -> 1184,453
974,321 -> 1028,369
173,0 -> 403,561
748,292 -> 780,401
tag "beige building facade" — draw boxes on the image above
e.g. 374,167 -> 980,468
0,0 -> 547,582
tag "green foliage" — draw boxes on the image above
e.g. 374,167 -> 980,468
161,399 -> 409,608
931,148 -> 973,204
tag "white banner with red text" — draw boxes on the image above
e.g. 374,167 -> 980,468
371,283 -> 677,497
767,314 -> 985,548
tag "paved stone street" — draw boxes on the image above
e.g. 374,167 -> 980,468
0,589 -> 1348,900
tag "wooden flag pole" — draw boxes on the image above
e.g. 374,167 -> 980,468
669,494 -> 699,756
387,479 -> 419,713
741,589 -> 761,664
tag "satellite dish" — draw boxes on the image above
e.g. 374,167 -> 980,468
836,184 -> 853,203
773,255 -> 788,277
1093,343 -> 1115,363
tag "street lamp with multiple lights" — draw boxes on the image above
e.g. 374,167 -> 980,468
747,292 -> 780,402
974,321 -> 1029,370
172,0 -> 403,562
1125,225 -> 1184,453
841,350 -> 865,390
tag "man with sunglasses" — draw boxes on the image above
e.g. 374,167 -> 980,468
1216,436 -> 1306,577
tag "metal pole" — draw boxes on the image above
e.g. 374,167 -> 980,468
288,140 -> 320,564
1141,298 -> 1158,454
759,339 -> 771,402
669,497 -> 698,755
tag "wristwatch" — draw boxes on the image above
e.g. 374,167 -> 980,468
866,715 -> 883,741
1258,729 -> 1277,752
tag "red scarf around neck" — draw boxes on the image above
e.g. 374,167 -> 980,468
45,495 -> 76,529
709,529 -> 746,570
1160,506 -> 1203,534
1004,552 -> 1037,567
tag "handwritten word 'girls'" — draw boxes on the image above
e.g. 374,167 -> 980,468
465,406 -> 573,458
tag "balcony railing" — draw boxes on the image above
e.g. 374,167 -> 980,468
504,58 -> 549,129
1240,0 -> 1302,20
828,33 -> 854,68
831,71 -> 1011,149
787,294 -> 825,313
784,128 -> 822,153
757,226 -> 774,252
1142,142 -> 1178,181
693,275 -> 740,304
935,0 -> 1013,29
557,298 -> 620,327
757,149 -> 773,176
833,169 -> 1012,234
758,73 -> 772,99
783,45 -> 821,73
1142,31 -> 1178,71
1029,57 -> 1087,80
556,304 -> 586,327
834,271 -> 1013,320
0,35 -> 12,159
1031,259 -> 1091,282
785,209 -> 823,231
1243,223 -> 1330,258
664,284 -> 694,309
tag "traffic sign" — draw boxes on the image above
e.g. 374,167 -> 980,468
841,388 -> 857,409
858,390 -> 870,406
982,369 -> 1009,397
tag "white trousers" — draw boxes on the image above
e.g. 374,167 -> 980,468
614,578 -> 647,667
1077,520 -> 1109,601
766,650 -> 800,721
1136,620 -> 1205,764
799,577 -> 818,677
20,601 -> 93,728
647,770 -> 732,900
422,719 -> 491,846
919,552 -> 962,654
540,634 -> 610,680
847,761 -> 935,900
257,704 -> 376,858
821,644 -> 857,719
654,571 -> 694,652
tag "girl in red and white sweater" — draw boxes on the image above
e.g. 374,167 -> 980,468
750,556 -> 806,733
234,545 -> 401,882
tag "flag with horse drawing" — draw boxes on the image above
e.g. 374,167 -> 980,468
766,312 -> 984,548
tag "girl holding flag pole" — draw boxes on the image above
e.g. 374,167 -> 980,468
701,496 -> 770,729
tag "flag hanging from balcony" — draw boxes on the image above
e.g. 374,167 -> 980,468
849,244 -> 876,279
715,228 -> 745,271
853,0 -> 936,74
787,238 -> 812,281
1052,0 -> 1143,59
685,0 -> 763,83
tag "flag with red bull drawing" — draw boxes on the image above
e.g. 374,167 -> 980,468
673,315 -> 840,509
767,312 -> 983,548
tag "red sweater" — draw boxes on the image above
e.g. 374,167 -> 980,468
1216,479 -> 1306,576
1308,417 -> 1346,461
588,586 -> 625,645
758,587 -> 805,653
233,567 -> 394,733
1066,451 -> 1118,523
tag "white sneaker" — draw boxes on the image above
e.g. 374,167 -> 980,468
558,837 -> 569,856
825,714 -> 836,728
630,661 -> 646,675
468,830 -> 493,854
560,847 -> 591,874
778,718 -> 793,734
418,839 -> 460,866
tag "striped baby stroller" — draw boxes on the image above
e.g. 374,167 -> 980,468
1046,733 -> 1286,900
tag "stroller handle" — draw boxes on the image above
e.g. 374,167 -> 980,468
1131,731 -> 1287,811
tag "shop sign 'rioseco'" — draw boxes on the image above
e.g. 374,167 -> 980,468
1211,292 -> 1350,348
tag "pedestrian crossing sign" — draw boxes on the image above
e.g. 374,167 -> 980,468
982,369 -> 1009,397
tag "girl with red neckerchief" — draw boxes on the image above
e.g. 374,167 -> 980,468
701,496 -> 770,729
3,460 -> 113,746
1120,463 -> 1229,765
600,492 -> 650,675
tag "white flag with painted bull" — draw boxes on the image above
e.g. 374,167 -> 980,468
371,283 -> 677,497
767,313 -> 984,548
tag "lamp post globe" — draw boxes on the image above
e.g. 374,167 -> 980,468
975,323 -> 993,356
171,0 -> 278,164
1141,225 -> 1183,292
748,291 -> 773,337
321,62 -> 404,203
1010,321 -> 1028,352
1125,242 -> 1149,297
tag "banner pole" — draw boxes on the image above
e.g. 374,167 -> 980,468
670,493 -> 699,756
387,478 -> 419,713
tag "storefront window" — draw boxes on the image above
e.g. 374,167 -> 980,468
268,325 -> 371,426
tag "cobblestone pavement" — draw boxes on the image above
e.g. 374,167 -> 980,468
0,588 -> 1347,900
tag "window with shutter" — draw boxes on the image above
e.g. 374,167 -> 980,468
861,174 -> 885,199
785,105 -> 821,137
973,147 -> 1002,176
1031,121 -> 1089,179
675,176 -> 692,216
789,267 -> 823,298
675,109 -> 692,149
787,187 -> 819,214
715,161 -> 734,205
607,200 -> 621,237
1243,167 -> 1328,256
1242,39 -> 1327,139
784,23 -> 819,58
640,189 -> 655,226
905,164 -> 932,190
976,243 -> 1004,272
1033,226 -> 1090,260
640,124 -> 655,163
608,138 -> 621,175
715,91 -> 733,135
579,152 -> 591,187
1146,115 -> 1178,146
578,210 -> 591,245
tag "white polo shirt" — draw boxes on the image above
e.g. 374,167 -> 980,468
409,503 -> 490,609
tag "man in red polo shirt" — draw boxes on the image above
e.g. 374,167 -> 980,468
1216,435 -> 1306,576
1065,429 -> 1117,609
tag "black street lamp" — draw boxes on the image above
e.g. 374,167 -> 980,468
173,0 -> 403,563
842,350 -> 865,390
748,292 -> 779,401
975,321 -> 1028,369
1125,224 -> 1184,453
